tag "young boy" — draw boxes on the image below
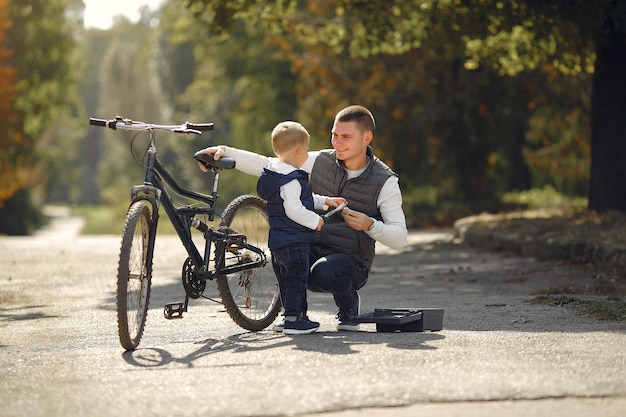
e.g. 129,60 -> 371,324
256,121 -> 346,335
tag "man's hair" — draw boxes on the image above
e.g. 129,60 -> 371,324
335,105 -> 376,134
271,121 -> 310,155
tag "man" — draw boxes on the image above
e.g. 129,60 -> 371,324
197,105 -> 407,331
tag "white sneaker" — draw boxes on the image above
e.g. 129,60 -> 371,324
271,319 -> 285,332
336,320 -> 360,331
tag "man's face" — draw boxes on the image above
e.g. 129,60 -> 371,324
331,120 -> 369,163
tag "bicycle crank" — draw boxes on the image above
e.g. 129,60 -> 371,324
182,257 -> 206,299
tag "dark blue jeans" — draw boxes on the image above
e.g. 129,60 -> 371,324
271,243 -> 311,318
307,252 -> 369,313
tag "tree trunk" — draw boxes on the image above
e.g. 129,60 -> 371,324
588,24 -> 626,211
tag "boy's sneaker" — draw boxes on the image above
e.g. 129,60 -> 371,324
283,316 -> 320,335
271,318 -> 285,332
336,292 -> 361,331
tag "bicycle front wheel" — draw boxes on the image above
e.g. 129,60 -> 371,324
217,195 -> 281,331
117,201 -> 154,350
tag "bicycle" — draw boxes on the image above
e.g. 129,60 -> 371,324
89,116 -> 281,351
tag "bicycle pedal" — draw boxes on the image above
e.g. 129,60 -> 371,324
164,302 -> 185,319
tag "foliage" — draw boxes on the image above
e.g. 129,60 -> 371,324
93,19 -> 171,206
183,0 -> 602,73
3,0 -> 607,234
74,2 -> 299,215
181,0 -> 594,212
182,0 -> 626,213
501,185 -> 587,210
62,0 -> 603,232
8,0 -> 80,136
158,2 -> 300,203
0,0 -> 82,234
0,188 -> 44,235
0,0 -> 27,205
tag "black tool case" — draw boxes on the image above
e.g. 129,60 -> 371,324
352,308 -> 444,332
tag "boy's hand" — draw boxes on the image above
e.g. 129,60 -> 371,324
196,146 -> 225,172
325,197 -> 348,208
315,217 -> 324,231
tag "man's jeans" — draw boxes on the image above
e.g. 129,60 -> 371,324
308,253 -> 368,313
271,243 -> 310,318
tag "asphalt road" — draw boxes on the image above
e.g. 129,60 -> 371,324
1,209 -> 625,417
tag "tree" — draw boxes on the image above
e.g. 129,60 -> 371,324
183,0 -> 624,211
157,2 -> 300,203
0,0 -> 81,234
587,5 -> 626,211
0,0 -> 26,205
93,18 -> 171,206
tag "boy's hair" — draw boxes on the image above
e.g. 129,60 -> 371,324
271,121 -> 310,155
335,105 -> 376,134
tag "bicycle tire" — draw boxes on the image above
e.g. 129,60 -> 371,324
217,195 -> 281,331
117,201 -> 153,350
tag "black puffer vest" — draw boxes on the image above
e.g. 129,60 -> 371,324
310,147 -> 397,270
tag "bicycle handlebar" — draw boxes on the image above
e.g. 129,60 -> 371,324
89,118 -> 116,128
89,117 -> 214,134
186,122 -> 214,132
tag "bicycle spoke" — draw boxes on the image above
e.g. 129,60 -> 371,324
217,195 -> 281,330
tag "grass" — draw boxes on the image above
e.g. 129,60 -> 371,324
528,294 -> 626,321
575,298 -> 626,321
75,205 -> 126,234
75,204 -> 178,234
527,275 -> 626,321
500,185 -> 587,210
532,284 -> 582,295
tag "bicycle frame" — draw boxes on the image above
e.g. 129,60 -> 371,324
129,134 -> 267,315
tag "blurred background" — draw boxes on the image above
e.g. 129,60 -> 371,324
2,0 -> 621,235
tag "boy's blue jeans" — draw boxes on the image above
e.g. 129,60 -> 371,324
270,243 -> 311,318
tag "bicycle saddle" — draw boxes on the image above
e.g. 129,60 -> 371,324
194,151 -> 236,170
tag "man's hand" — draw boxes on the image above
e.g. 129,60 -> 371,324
341,208 -> 374,231
196,146 -> 225,172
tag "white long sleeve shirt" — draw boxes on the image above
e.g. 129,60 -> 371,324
263,160 -> 327,231
225,146 -> 408,250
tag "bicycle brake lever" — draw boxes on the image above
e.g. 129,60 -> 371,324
115,116 -> 133,125
174,128 -> 202,135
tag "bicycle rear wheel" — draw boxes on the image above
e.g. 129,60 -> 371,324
117,201 -> 154,350
217,195 -> 281,331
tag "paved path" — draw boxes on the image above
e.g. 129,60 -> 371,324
0,210 -> 624,417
